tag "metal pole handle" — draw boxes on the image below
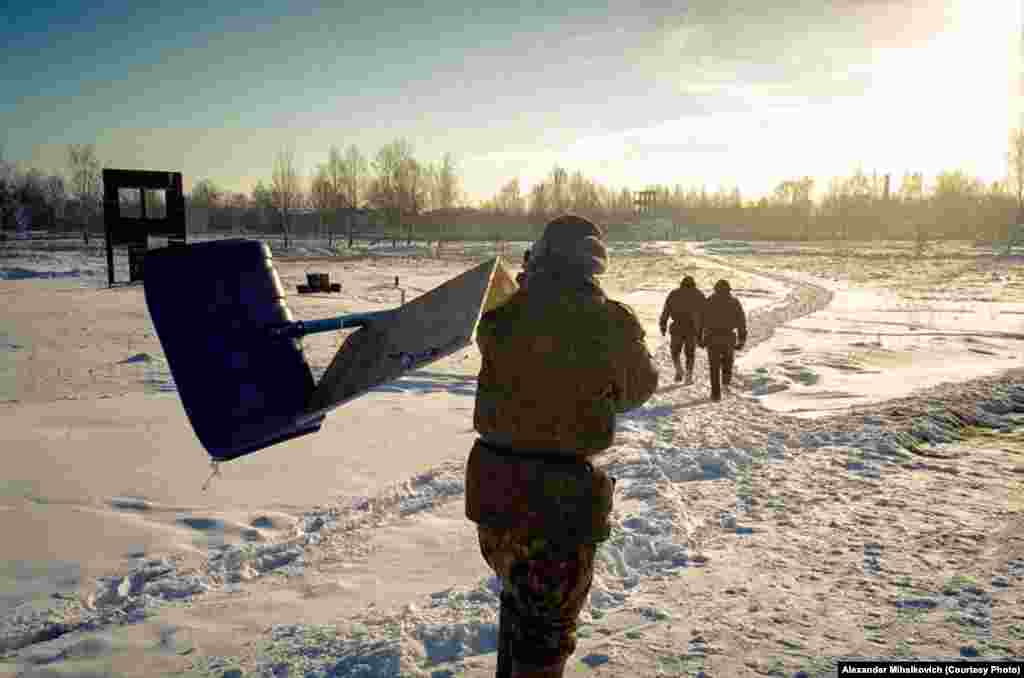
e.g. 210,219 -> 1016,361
267,310 -> 395,340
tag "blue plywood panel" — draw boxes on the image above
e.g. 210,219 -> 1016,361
143,239 -> 323,461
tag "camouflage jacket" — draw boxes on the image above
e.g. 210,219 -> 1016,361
700,291 -> 748,345
659,286 -> 706,336
473,272 -> 658,458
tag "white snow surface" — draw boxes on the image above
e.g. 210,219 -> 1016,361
2,236 -> 1023,676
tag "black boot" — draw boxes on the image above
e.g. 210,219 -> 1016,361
510,658 -> 568,677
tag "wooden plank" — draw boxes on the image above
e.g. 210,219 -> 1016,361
302,258 -> 517,419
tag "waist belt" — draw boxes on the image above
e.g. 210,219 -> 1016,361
478,439 -> 594,469
465,439 -> 616,544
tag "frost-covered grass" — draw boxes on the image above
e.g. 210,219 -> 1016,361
709,239 -> 1023,303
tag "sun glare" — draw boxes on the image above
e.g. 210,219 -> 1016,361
549,0 -> 1019,197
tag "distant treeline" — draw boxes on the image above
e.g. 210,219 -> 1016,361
3,135 -> 1023,245
476,166 -> 1020,243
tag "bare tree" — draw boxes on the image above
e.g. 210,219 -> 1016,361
432,153 -> 464,246
10,168 -> 47,232
567,170 -> 602,219
824,178 -> 848,250
1010,128 -> 1024,223
227,192 -> 248,233
249,181 -> 273,232
983,180 -> 1018,252
437,152 -> 461,211
188,178 -> 222,231
43,174 -> 67,226
0,147 -> 15,231
321,146 -> 344,243
310,164 -> 332,242
338,144 -> 368,247
375,148 -> 429,244
769,178 -> 813,242
898,171 -> 925,203
529,181 -> 549,224
479,195 -> 499,214
272,149 -> 300,248
842,167 -> 874,241
894,171 -> 927,252
325,146 -> 344,206
190,178 -> 222,208
67,144 -> 101,243
402,157 -> 424,214
415,161 -> 445,245
617,187 -> 633,220
252,181 -> 274,209
495,177 -> 523,216
341,144 -> 367,210
0,183 -> 12,236
549,166 -> 569,213
402,157 -> 428,244
932,169 -> 983,242
419,161 -> 439,213
370,143 -> 399,232
371,139 -> 417,246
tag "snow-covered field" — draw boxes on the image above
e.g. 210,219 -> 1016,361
696,241 -> 1024,418
1,237 -> 1022,677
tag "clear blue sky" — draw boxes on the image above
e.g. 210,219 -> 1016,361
2,0 -> 1020,204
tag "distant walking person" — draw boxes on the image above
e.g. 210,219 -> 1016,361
659,275 -> 705,384
516,248 -> 531,289
699,279 -> 747,401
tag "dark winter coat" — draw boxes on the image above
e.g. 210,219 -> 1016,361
700,290 -> 748,347
659,286 -> 706,337
472,271 -> 658,458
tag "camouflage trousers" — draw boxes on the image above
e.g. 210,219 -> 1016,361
478,526 -> 596,671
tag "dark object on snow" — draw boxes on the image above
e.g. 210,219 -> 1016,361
297,278 -> 341,295
305,272 -> 334,292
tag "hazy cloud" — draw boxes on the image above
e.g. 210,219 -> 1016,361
628,0 -> 951,103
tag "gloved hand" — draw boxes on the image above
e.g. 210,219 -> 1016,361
735,342 -> 745,351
